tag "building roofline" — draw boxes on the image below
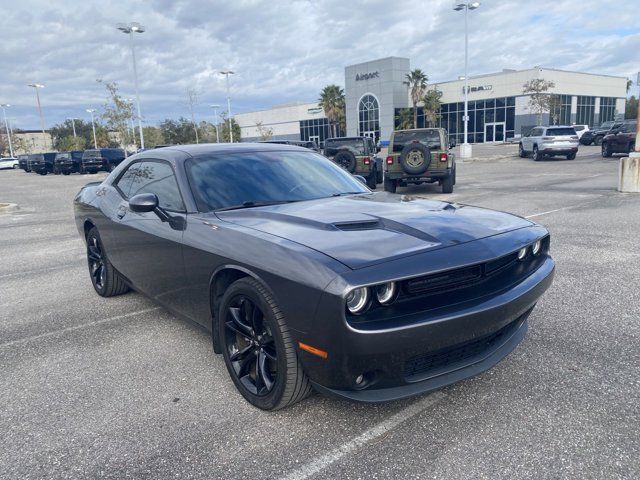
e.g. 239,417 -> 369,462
234,101 -> 321,117
433,67 -> 627,85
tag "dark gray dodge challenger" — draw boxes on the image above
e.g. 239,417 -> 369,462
74,143 -> 555,410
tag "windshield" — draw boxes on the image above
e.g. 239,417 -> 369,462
324,138 -> 366,156
600,122 -> 613,129
392,130 -> 441,152
102,149 -> 125,159
56,153 -> 70,159
186,150 -> 369,211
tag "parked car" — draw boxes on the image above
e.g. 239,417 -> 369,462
260,140 -> 320,152
384,128 -> 456,193
17,154 -> 30,172
74,143 -> 555,410
580,121 -> 622,146
28,152 -> 58,175
54,151 -> 84,175
0,157 -> 19,169
519,126 -> 579,161
601,120 -> 637,157
572,124 -> 589,140
323,136 -> 382,189
82,148 -> 126,173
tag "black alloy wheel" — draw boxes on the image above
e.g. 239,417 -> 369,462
219,277 -> 312,410
602,142 -> 612,158
85,227 -> 130,297
533,145 -> 542,161
518,143 -> 527,158
594,135 -> 603,146
224,296 -> 278,397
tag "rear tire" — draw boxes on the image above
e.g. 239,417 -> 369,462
533,145 -> 542,161
383,177 -> 397,193
566,152 -> 576,160
86,227 -> 130,297
219,277 -> 312,410
366,169 -> 377,189
441,173 -> 454,193
628,142 -> 635,154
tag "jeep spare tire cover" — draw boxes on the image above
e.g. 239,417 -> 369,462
333,150 -> 357,173
400,142 -> 430,175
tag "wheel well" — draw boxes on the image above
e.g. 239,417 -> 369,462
83,220 -> 95,238
210,268 -> 250,353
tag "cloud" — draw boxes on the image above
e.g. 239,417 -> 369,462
0,0 -> 637,130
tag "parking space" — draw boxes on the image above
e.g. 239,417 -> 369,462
1,145 -> 638,479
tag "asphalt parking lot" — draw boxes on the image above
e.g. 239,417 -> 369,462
1,145 -> 638,479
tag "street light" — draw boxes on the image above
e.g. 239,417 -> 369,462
0,104 -> 14,158
453,2 -> 480,159
66,117 -> 80,138
86,109 -> 98,149
219,70 -> 235,142
210,104 -> 221,143
27,83 -> 47,145
117,22 -> 145,149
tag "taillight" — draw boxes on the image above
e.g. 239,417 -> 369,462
363,157 -> 370,165
386,156 -> 394,165
439,153 -> 448,162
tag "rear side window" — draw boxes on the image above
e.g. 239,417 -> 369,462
574,126 -> 585,131
127,161 -> 185,211
102,149 -> 125,159
546,128 -> 576,136
324,139 -> 365,156
622,122 -> 637,133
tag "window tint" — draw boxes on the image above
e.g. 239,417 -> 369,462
115,162 -> 142,198
574,125 -> 585,131
324,138 -> 366,156
101,149 -> 125,159
392,130 -> 441,152
622,122 -> 637,133
127,161 -> 185,211
546,128 -> 576,136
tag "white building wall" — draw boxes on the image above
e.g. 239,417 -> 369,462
235,102 -> 326,140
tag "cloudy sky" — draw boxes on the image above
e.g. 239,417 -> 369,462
1,0 -> 638,130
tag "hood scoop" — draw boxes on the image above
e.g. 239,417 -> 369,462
333,219 -> 381,231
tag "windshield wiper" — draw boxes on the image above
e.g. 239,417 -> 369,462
215,200 -> 298,212
331,191 -> 369,197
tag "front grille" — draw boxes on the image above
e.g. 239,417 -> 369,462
405,265 -> 482,295
404,318 -> 521,379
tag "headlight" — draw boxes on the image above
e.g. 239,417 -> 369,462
345,287 -> 370,314
532,239 -> 542,255
517,247 -> 528,261
375,282 -> 397,305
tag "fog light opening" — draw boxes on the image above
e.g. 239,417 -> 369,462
355,374 -> 364,385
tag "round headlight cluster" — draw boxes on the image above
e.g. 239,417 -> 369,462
345,282 -> 399,315
517,239 -> 545,261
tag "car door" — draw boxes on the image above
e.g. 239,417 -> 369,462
109,159 -> 187,305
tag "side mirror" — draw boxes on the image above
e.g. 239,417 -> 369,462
353,174 -> 367,186
129,193 -> 158,213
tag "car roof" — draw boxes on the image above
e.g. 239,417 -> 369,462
129,142 -> 311,162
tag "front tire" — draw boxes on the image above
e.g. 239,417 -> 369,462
219,278 -> 312,411
383,176 -> 397,193
518,143 -> 527,158
594,135 -> 603,146
601,142 -> 612,158
86,227 -> 130,297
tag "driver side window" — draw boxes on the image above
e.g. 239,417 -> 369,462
126,160 -> 185,212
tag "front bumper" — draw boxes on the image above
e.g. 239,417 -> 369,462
302,255 -> 555,402
82,161 -> 102,171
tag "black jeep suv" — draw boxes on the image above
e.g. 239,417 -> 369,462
601,120 -> 637,157
323,136 -> 382,189
17,154 -> 31,172
580,121 -> 622,146
54,151 -> 84,174
28,152 -> 58,175
81,148 -> 126,173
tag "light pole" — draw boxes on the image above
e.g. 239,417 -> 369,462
124,97 -> 137,148
454,2 -> 480,159
86,109 -> 98,149
635,72 -> 639,155
66,117 -> 79,138
210,104 -> 221,143
219,71 -> 235,142
27,83 -> 47,148
0,104 -> 14,158
117,22 -> 145,149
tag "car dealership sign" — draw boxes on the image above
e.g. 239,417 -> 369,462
463,84 -> 492,94
356,71 -> 379,81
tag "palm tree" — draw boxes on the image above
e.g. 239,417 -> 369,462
395,108 -> 413,130
422,89 -> 443,127
318,85 -> 345,138
404,69 -> 428,128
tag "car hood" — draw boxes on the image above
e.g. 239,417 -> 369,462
215,194 -> 533,270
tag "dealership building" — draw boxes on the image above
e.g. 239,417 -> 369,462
235,56 -> 627,145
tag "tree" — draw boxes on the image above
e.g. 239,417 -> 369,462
50,119 -> 97,151
422,88 -> 443,127
198,121 -> 218,143
186,88 -> 200,143
548,94 -> 562,125
142,126 -> 166,147
255,121 -> 274,141
395,108 -> 413,130
522,78 -> 556,125
57,135 -> 87,151
318,85 -> 345,138
219,113 -> 241,142
404,69 -> 428,128
627,79 -> 633,93
99,80 -> 135,151
159,117 -> 198,144
626,96 -> 638,120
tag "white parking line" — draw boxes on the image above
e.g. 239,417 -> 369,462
279,391 -> 446,480
525,197 -> 605,219
0,307 -> 161,349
